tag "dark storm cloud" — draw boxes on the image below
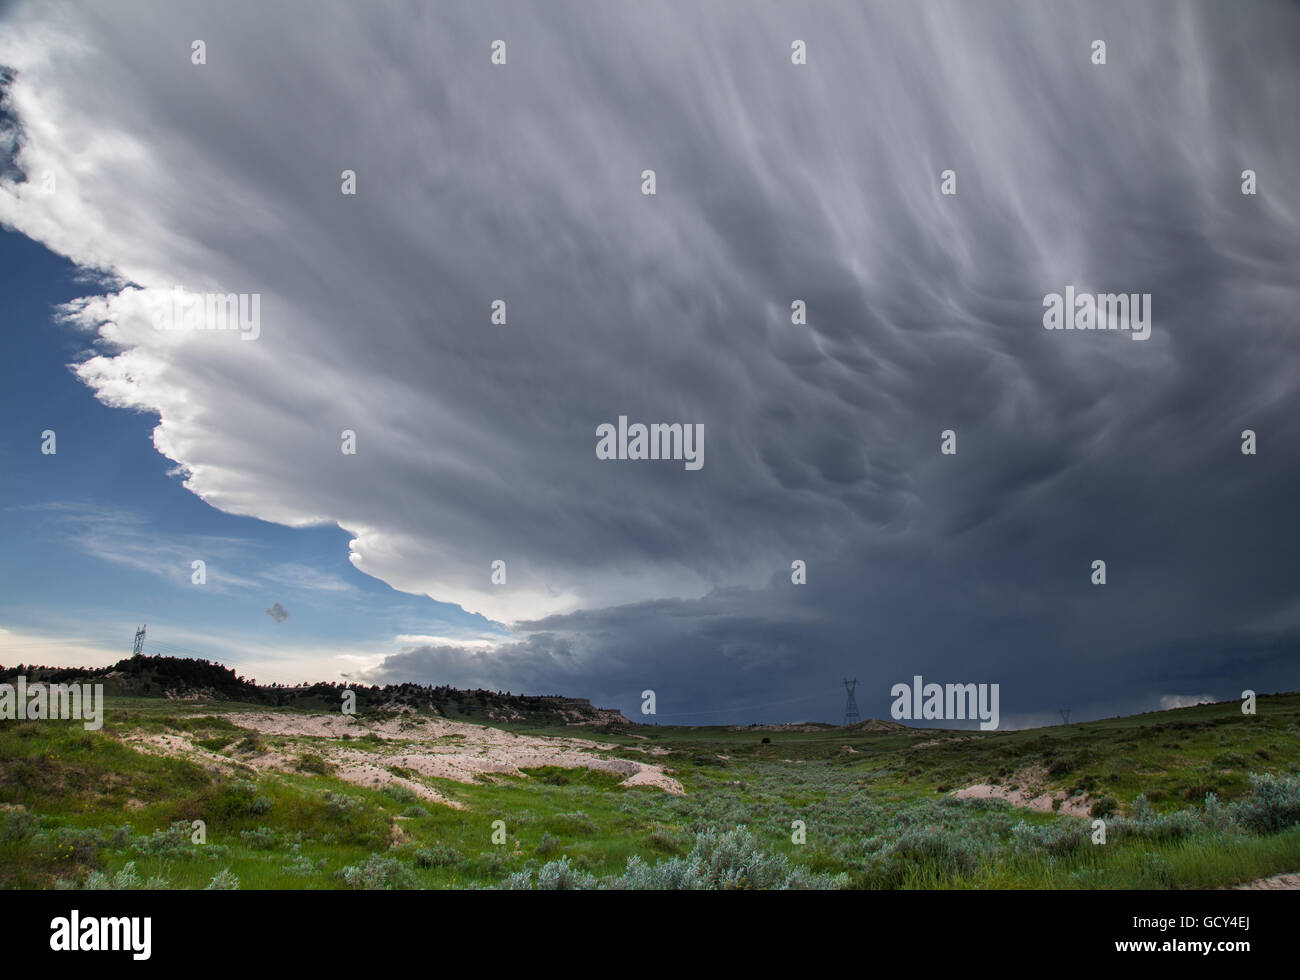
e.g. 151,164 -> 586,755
2,1 -> 1298,722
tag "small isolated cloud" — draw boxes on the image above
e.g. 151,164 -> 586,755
265,602 -> 290,624
1159,694 -> 1215,711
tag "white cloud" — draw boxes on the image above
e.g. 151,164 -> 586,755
1158,694 -> 1216,711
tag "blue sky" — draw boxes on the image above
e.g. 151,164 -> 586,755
0,229 -> 507,683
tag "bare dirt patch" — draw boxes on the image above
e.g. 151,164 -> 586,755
914,735 -> 977,749
1234,872 -> 1300,890
123,732 -> 249,776
123,710 -> 685,804
951,766 -> 1093,818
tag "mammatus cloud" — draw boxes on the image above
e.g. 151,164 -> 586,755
2,2 -> 1299,720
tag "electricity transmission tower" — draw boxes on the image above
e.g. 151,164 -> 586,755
842,678 -> 860,726
132,625 -> 146,657
1058,705 -> 1072,725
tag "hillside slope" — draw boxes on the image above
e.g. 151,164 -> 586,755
2,674 -> 1298,890
0,655 -> 630,726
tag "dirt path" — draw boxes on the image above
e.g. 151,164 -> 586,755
1233,872 -> 1300,890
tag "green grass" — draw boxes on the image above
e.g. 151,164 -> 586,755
3,692 -> 1299,889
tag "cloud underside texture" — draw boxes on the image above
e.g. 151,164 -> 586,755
2,1 -> 1298,719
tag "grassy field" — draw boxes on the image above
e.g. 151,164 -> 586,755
2,692 -> 1299,889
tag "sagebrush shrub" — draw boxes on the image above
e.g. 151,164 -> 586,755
1231,773 -> 1300,834
338,854 -> 416,890
238,826 -> 280,850
84,861 -> 144,890
536,855 -> 597,890
204,867 -> 241,890
413,843 -> 459,868
1009,819 -> 1085,857
135,821 -> 193,856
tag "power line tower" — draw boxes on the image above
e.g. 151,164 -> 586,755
132,625 -> 146,657
842,678 -> 860,726
1058,705 -> 1072,725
